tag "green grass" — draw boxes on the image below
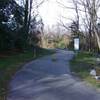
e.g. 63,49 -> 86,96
0,48 -> 55,100
70,51 -> 100,89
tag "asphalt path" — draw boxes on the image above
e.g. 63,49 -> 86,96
7,50 -> 100,100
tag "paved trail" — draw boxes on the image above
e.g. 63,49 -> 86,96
7,50 -> 100,100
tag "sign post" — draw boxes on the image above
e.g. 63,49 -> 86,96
74,38 -> 79,51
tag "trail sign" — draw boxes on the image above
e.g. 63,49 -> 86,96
74,38 -> 79,51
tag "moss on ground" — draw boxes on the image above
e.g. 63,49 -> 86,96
70,51 -> 100,89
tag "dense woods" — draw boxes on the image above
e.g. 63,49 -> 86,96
0,0 -> 44,51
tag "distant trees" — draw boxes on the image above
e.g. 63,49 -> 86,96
41,24 -> 70,49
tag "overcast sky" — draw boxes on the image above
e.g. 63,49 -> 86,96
16,0 -> 76,27
39,0 -> 75,27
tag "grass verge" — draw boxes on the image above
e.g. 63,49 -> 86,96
70,51 -> 100,89
0,48 -> 55,100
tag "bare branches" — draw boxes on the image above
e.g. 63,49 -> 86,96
57,1 -> 86,12
57,21 -> 70,30
34,0 -> 48,8
36,0 -> 46,8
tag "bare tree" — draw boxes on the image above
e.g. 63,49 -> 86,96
18,0 -> 46,48
57,0 -> 80,35
57,0 -> 100,51
77,0 -> 100,51
23,0 -> 45,33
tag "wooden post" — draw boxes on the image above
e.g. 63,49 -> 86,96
34,48 -> 36,58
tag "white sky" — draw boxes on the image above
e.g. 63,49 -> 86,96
16,0 -> 78,29
15,0 -> 100,33
38,0 -> 75,27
